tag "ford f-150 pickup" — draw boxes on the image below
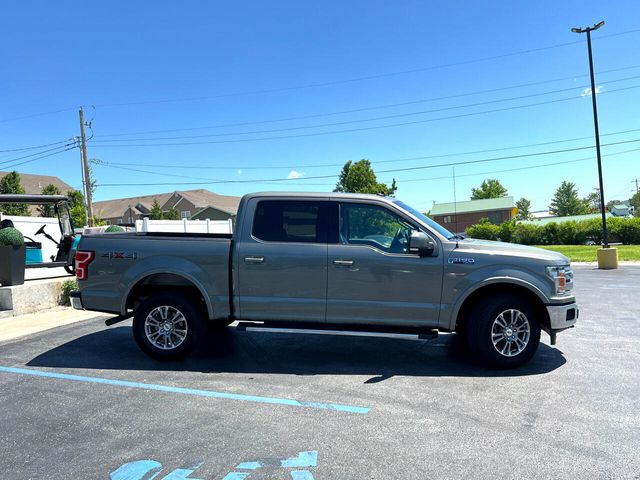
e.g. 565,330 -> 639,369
71,192 -> 578,368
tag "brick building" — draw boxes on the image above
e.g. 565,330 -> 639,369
430,196 -> 516,233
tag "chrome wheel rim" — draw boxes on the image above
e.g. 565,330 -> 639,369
491,309 -> 530,357
144,306 -> 188,350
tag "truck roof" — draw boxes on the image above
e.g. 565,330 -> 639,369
241,191 -> 394,202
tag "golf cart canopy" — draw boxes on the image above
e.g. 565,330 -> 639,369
0,194 -> 70,204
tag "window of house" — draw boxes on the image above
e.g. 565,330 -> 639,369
443,215 -> 452,224
181,211 -> 191,219
253,201 -> 327,243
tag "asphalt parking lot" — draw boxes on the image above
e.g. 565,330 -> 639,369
1,265 -> 639,479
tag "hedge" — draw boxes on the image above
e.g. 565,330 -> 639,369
465,216 -> 640,245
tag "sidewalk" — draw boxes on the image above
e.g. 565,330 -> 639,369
0,308 -> 108,343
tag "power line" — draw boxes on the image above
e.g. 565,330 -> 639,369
91,75 -> 640,143
94,138 -> 640,186
94,65 -> 640,138
88,84 -> 640,147
0,138 -> 75,153
0,142 -> 78,166
0,107 -> 79,124
0,146 -> 77,171
97,126 -> 640,171
91,27 -> 640,108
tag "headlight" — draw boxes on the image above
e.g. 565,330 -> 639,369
546,265 -> 573,295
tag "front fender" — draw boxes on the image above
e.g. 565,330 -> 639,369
441,264 -> 551,331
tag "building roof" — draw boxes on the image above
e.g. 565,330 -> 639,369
520,212 -> 612,225
430,196 -> 515,216
0,171 -> 74,195
92,189 -> 241,219
93,192 -> 174,219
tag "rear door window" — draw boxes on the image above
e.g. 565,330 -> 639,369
253,200 -> 328,243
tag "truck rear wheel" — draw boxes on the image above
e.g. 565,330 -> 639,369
467,295 -> 541,368
132,293 -> 204,360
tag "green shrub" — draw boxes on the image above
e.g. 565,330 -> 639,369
580,218 -> 602,244
557,221 -> 587,245
498,219 -> 515,243
105,225 -> 124,233
542,222 -> 560,245
617,217 -> 640,244
0,227 -> 24,247
465,218 -> 500,240
512,223 -> 543,245
60,279 -> 78,306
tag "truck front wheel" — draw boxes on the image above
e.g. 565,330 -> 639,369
467,295 -> 541,368
133,293 -> 204,360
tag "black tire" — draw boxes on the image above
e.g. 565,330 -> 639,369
132,292 -> 204,360
466,295 -> 541,369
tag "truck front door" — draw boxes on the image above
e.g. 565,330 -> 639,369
326,202 -> 443,327
236,199 -> 329,322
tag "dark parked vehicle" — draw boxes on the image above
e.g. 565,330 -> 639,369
72,192 -> 578,368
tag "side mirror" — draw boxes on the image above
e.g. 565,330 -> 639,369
409,231 -> 436,257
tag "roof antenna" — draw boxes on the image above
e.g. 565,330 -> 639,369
452,166 -> 459,248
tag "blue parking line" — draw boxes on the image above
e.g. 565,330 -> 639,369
0,366 -> 369,415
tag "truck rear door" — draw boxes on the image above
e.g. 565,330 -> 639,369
236,199 -> 329,322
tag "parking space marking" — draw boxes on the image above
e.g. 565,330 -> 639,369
0,366 -> 369,414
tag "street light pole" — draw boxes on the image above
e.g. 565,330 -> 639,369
572,21 -> 608,247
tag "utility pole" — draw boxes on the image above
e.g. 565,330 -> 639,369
572,21 -> 608,247
633,178 -> 639,193
78,107 -> 94,226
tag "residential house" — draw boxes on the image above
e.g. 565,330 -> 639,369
0,171 -> 75,215
430,196 -> 516,232
93,189 -> 241,225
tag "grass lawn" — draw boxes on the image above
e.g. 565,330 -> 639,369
535,245 -> 640,262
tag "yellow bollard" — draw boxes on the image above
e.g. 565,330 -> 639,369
597,247 -> 618,269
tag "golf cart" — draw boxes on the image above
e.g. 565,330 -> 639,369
0,194 -> 79,274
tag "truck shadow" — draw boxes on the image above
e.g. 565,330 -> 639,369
26,325 -> 566,379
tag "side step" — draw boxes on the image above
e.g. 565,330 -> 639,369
235,321 -> 439,341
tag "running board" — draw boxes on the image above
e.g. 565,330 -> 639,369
235,321 -> 439,341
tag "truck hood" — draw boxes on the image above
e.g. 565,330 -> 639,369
455,238 -> 570,264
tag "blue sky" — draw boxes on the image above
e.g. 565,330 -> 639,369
1,1 -> 639,212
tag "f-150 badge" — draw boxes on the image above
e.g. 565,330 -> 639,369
448,257 -> 475,264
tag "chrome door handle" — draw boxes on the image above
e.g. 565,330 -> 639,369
244,256 -> 265,264
333,259 -> 354,266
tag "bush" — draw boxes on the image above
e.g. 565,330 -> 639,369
105,225 -> 124,233
498,219 -> 515,243
557,221 -> 587,245
60,279 -> 78,306
616,217 -> 640,244
465,218 -> 500,240
0,227 -> 24,247
512,223 -> 543,245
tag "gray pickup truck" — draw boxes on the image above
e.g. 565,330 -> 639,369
72,192 -> 577,368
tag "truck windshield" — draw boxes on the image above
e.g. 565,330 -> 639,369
392,199 -> 455,240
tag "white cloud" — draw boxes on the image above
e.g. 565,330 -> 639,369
581,85 -> 603,97
287,170 -> 304,179
237,169 -> 242,175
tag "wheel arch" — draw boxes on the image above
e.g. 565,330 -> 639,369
452,280 -> 550,334
122,271 -> 213,319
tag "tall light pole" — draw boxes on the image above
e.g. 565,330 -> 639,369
572,21 -> 608,247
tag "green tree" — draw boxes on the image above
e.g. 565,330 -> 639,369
334,160 -> 397,196
165,206 -> 180,220
584,191 -> 601,213
515,197 -> 532,221
548,181 -> 590,217
38,184 -> 62,217
0,171 -> 29,216
470,179 -> 508,200
149,199 -> 164,220
67,189 -> 87,227
630,191 -> 640,217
